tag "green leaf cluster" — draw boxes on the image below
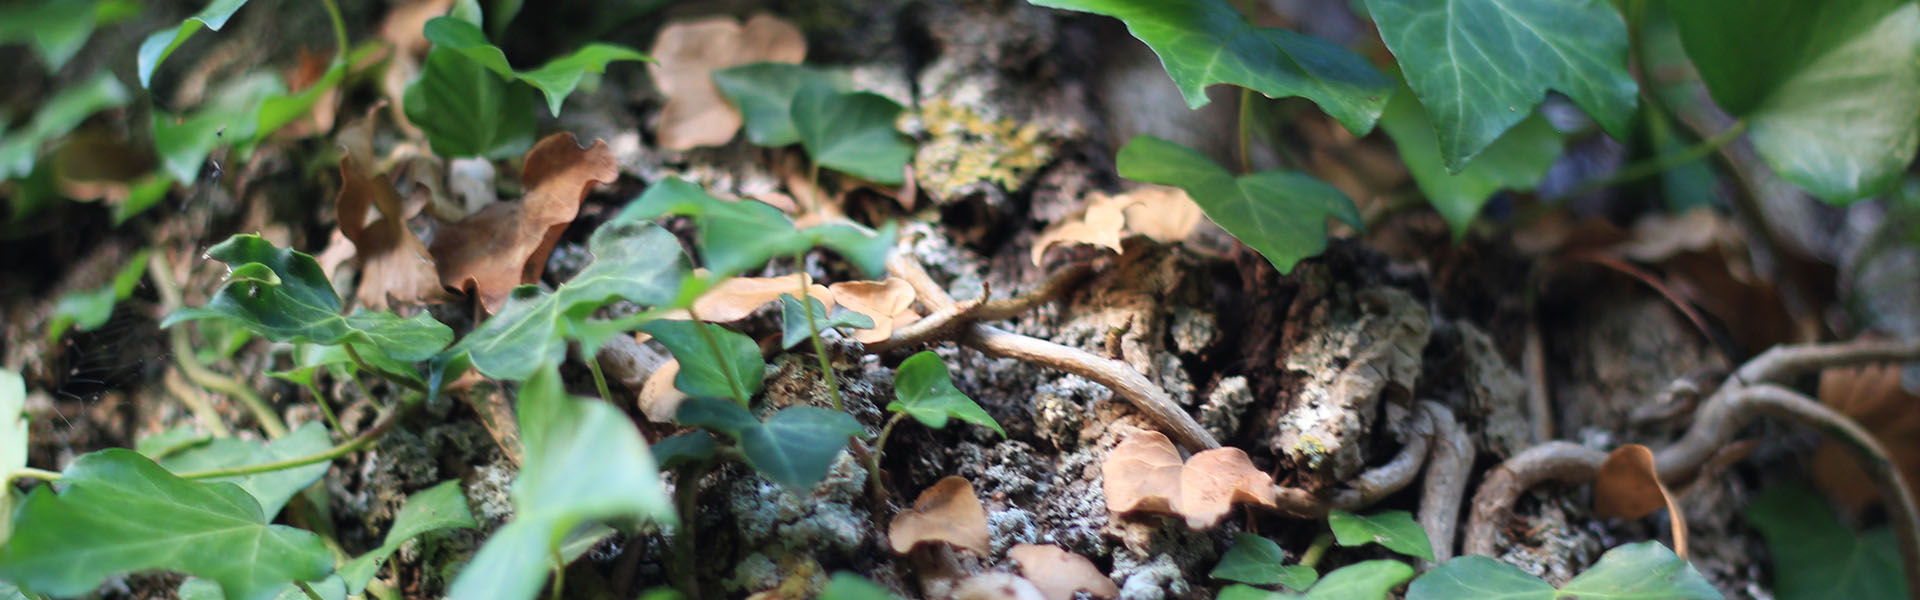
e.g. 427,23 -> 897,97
1745,485 -> 1905,599
1211,533 -> 1318,591
405,16 -> 647,158
1408,541 -> 1718,600
779,293 -> 874,350
45,248 -> 150,344
449,364 -> 673,600
1218,560 -> 1412,600
641,319 -> 766,405
619,177 -> 896,279
1327,509 -> 1433,561
887,351 -> 1003,436
676,398 -> 865,490
137,0 -> 250,88
711,63 -> 915,184
0,0 -> 138,72
1117,135 -> 1361,274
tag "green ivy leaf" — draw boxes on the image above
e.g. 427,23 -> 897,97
1363,0 -> 1636,171
618,178 -> 896,279
447,221 -> 687,381
1328,509 -> 1435,560
179,577 -> 345,600
1210,533 -> 1315,590
1407,542 -> 1718,600
1405,555 -> 1553,599
1744,485 -> 1902,600
791,79 -> 914,185
821,572 -> 898,600
1026,0 -> 1393,135
0,449 -> 332,600
779,293 -> 874,350
1117,135 -> 1361,274
887,351 -> 1003,436
134,425 -> 211,461
152,72 -> 282,183
712,63 -> 848,146
337,480 -> 476,594
46,248 -> 149,344
651,430 -> 718,471
1223,560 -> 1413,599
448,364 -> 673,600
641,320 -> 765,404
160,234 -> 453,366
0,72 -> 130,180
403,46 -> 538,159
1377,80 -> 1562,239
136,0 -> 249,88
0,0 -> 130,72
676,398 -> 865,490
157,421 -> 332,518
1670,0 -> 1919,201
420,17 -> 649,116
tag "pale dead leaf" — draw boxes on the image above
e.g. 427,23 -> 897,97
1815,363 -> 1920,512
637,358 -> 687,423
1119,185 -> 1204,244
51,130 -> 152,203
954,573 -> 1046,600
1594,443 -> 1687,557
657,273 -> 835,322
1101,430 -> 1276,530
648,14 -> 805,150
888,476 -> 990,556
1008,544 -> 1118,600
379,0 -> 454,56
336,153 -> 451,310
1031,192 -> 1135,266
1611,208 -> 1738,264
829,278 -> 920,344
430,133 -> 617,314
277,47 -> 339,139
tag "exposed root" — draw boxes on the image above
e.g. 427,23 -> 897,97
1418,401 -> 1474,565
885,255 -> 1220,450
864,298 -> 984,355
1463,338 -> 1920,599
1268,406 -> 1437,519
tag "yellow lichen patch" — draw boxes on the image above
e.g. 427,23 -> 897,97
907,98 -> 1055,202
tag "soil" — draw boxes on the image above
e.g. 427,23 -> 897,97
4,0 -> 1875,599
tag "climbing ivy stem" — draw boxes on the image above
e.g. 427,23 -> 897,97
295,581 -> 324,600
1238,87 -> 1255,175
320,0 -> 348,59
586,353 -> 614,402
10,467 -> 62,482
671,461 -> 712,599
151,250 -> 290,439
796,260 -> 846,412
1299,533 -> 1334,569
342,344 -> 428,394
866,412 -> 908,500
176,407 -> 404,480
1549,119 -> 1747,201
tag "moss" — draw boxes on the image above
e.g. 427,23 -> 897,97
904,98 -> 1055,202
1293,435 -> 1330,470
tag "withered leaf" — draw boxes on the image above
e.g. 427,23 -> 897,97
954,573 -> 1047,600
1008,544 -> 1118,600
1120,185 -> 1205,245
648,14 -> 805,150
636,357 -> 687,423
1815,363 -> 1920,512
336,154 -> 450,310
887,476 -> 990,556
1102,430 -> 1276,530
658,273 -> 834,323
829,278 -> 920,344
1594,443 -> 1688,557
430,133 -> 617,314
1030,192 -> 1135,266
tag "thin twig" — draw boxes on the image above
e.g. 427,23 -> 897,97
1266,408 -> 1435,519
151,253 -> 289,438
163,368 -> 234,438
973,264 -> 1095,321
888,255 -> 1220,450
863,298 -> 983,354
176,407 -> 405,480
1418,401 -> 1474,566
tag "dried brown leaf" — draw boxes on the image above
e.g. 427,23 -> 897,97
1102,430 -> 1275,530
429,133 -> 617,314
648,14 -> 805,150
657,273 -> 834,322
1815,363 -> 1920,512
1594,443 -> 1687,557
336,153 -> 451,310
954,573 -> 1047,600
51,130 -> 153,203
888,476 -> 990,556
829,278 -> 920,344
1119,185 -> 1204,245
1031,192 -> 1135,266
637,358 -> 687,423
1008,544 -> 1118,600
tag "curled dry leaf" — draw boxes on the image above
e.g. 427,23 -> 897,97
1119,185 -> 1204,245
888,476 -> 990,556
1814,363 -> 1920,512
1102,430 -> 1277,530
637,358 -> 687,423
648,14 -> 805,150
659,273 -> 834,322
1594,443 -> 1688,558
829,278 -> 920,344
954,573 -> 1047,600
336,153 -> 451,311
429,133 -> 617,314
1030,192 -> 1135,266
1008,544 -> 1118,600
